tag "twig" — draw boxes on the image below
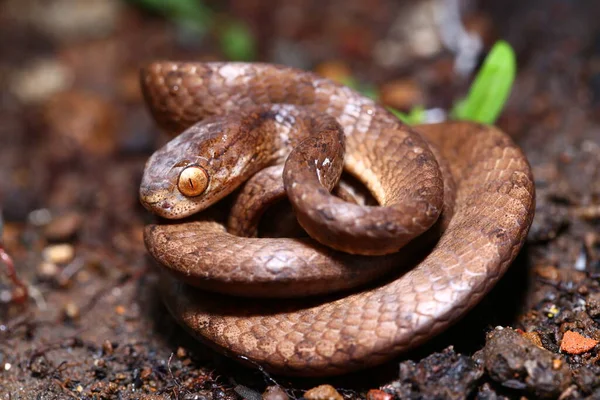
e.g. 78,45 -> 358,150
0,243 -> 28,304
0,208 -> 28,304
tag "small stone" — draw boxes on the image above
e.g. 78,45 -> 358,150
574,205 -> 600,220
578,285 -> 589,295
262,386 -> 288,400
560,331 -> 598,355
37,262 -> 59,279
29,355 -> 50,377
314,61 -> 353,84
28,209 -> 53,226
43,244 -> 75,264
379,79 -> 424,111
391,347 -> 482,399
63,302 -> 80,320
482,327 -> 572,398
234,385 -> 262,400
304,385 -> 343,400
534,265 -> 560,283
44,212 -> 82,241
366,389 -> 393,400
9,59 -> 73,104
572,367 -> 600,394
140,367 -> 152,380
102,340 -> 114,355
176,347 -> 187,358
586,292 -> 600,318
521,331 -> 544,349
552,359 -> 563,370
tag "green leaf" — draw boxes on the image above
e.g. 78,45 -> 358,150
388,106 -> 426,125
451,40 -> 516,124
220,21 -> 256,61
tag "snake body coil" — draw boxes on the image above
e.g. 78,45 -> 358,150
140,62 -> 535,376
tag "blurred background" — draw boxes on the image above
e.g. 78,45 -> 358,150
0,0 -> 598,219
1,0 -> 600,398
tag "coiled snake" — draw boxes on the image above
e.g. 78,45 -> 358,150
139,62 -> 535,376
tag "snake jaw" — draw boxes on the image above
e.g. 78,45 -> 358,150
140,182 -> 204,219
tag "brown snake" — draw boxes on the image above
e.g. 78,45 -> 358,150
139,62 -> 535,376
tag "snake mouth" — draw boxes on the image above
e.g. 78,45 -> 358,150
139,187 -> 174,215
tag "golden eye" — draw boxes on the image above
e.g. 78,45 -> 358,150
177,166 -> 209,197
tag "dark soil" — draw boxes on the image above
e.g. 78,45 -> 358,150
1,0 -> 599,399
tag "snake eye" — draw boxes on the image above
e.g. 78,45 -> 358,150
177,166 -> 209,197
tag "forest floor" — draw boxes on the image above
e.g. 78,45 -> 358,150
1,0 -> 599,399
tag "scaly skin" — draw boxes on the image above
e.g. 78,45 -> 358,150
140,62 -> 535,376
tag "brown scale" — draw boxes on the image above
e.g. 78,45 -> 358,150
139,62 -> 535,376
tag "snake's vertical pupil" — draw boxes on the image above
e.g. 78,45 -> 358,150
178,166 -> 209,197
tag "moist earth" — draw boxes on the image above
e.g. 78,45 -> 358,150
1,0 -> 599,399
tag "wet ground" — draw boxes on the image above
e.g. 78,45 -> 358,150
0,0 -> 599,399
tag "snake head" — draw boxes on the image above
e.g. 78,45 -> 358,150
140,118 -> 246,219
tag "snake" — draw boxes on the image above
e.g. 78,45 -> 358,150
139,62 -> 535,376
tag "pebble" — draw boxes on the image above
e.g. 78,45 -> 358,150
534,265 -> 560,283
28,209 -> 53,227
304,385 -> 343,400
482,327 -> 572,398
390,347 -> 482,399
9,59 -> 73,104
560,331 -> 599,355
234,385 -> 262,400
262,386 -> 288,400
379,79 -> 424,111
586,292 -> 600,318
140,367 -> 152,380
42,244 -> 75,264
44,212 -> 82,241
102,340 -> 114,355
366,389 -> 393,400
63,301 -> 80,320
176,347 -> 187,358
314,61 -> 353,84
37,261 -> 59,279
572,366 -> 600,394
520,330 -> 544,349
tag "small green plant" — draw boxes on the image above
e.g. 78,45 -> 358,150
450,40 -> 516,124
351,40 -> 516,126
129,0 -> 256,61
218,21 -> 256,62
388,106 -> 426,125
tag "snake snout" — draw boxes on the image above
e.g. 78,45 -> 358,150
139,187 -> 170,211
